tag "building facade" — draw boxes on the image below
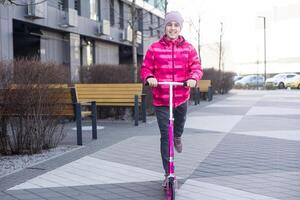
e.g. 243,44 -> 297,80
0,0 -> 165,82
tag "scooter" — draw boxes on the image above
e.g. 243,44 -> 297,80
147,81 -> 187,200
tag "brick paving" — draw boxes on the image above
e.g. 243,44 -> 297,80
1,89 -> 300,200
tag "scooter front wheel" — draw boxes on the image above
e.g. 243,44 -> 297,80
167,177 -> 176,200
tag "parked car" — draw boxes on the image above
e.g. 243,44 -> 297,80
286,75 -> 300,89
265,73 -> 298,89
233,75 -> 243,82
234,75 -> 265,87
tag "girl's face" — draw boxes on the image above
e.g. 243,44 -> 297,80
165,21 -> 181,40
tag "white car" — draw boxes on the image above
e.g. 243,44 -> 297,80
265,73 -> 298,89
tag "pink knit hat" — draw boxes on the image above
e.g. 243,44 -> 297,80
164,11 -> 184,29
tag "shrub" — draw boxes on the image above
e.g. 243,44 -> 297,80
202,68 -> 235,94
0,59 -> 69,155
80,64 -> 136,83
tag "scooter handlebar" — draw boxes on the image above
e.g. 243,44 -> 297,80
145,81 -> 188,86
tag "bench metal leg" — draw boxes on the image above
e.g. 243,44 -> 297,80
1,117 -> 7,138
134,95 -> 139,126
195,88 -> 200,105
1,117 -> 6,132
198,90 -> 201,104
193,88 -> 197,105
91,101 -> 97,140
76,103 -> 83,145
208,86 -> 213,101
141,94 -> 146,123
198,89 -> 201,105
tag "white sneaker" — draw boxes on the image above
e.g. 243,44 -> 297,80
162,174 -> 168,190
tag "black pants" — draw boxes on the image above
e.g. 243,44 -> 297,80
155,102 -> 187,174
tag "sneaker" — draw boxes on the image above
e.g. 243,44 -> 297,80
162,174 -> 168,190
174,137 -> 182,153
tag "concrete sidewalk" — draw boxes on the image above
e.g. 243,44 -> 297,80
1,89 -> 300,200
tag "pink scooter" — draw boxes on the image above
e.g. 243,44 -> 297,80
147,81 -> 187,200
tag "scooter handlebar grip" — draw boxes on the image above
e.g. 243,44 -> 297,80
183,82 -> 188,87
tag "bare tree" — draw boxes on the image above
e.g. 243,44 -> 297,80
0,0 -> 47,6
188,17 -> 202,60
161,0 -> 168,14
130,0 -> 138,83
0,0 -> 11,4
129,0 -> 167,83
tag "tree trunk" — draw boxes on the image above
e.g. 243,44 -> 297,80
131,0 -> 138,83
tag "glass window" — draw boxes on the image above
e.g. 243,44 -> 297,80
137,9 -> 143,31
58,0 -> 65,10
274,74 -> 284,78
81,38 -> 95,66
157,30 -> 160,38
75,0 -> 81,15
110,0 -> 115,26
154,0 -> 159,8
144,0 -> 165,12
287,75 -> 295,78
149,27 -> 153,37
150,13 -> 153,24
86,41 -> 94,66
90,0 -> 99,21
119,0 -> 124,29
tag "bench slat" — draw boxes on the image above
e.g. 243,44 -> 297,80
198,80 -> 211,92
76,84 -> 142,88
79,98 -> 140,102
77,94 -> 142,98
75,83 -> 143,105
77,90 -> 141,94
94,103 -> 136,106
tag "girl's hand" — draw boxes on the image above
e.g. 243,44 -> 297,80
187,79 -> 197,88
147,77 -> 158,87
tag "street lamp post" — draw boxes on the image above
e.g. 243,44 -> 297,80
218,22 -> 223,75
218,22 -> 223,94
258,16 -> 267,81
197,18 -> 201,60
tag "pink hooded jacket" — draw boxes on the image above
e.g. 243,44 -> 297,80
140,35 -> 203,107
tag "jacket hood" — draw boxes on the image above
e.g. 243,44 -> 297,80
159,34 -> 186,47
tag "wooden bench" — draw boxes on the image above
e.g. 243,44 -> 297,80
194,80 -> 213,104
0,85 -> 97,145
75,83 -> 146,126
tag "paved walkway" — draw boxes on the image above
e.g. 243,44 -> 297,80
1,89 -> 300,200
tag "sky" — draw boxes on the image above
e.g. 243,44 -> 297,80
168,0 -> 300,75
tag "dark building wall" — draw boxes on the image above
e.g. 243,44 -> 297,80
0,0 -> 164,82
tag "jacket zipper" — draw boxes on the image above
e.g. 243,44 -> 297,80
172,43 -> 175,82
172,43 -> 175,107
